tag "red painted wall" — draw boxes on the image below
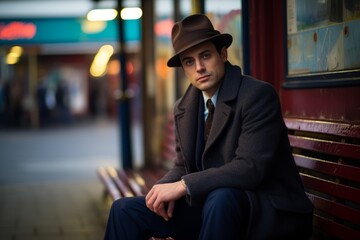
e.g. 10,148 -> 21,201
249,0 -> 360,123
249,0 -> 285,93
282,87 -> 360,122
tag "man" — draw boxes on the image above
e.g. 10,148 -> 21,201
105,14 -> 313,240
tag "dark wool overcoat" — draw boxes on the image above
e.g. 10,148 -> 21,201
157,62 -> 314,239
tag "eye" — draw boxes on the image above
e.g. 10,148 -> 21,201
183,59 -> 194,66
201,52 -> 211,60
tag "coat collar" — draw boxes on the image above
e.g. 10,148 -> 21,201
174,62 -> 243,163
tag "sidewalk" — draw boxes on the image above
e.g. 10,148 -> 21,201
0,118 -> 120,240
0,180 -> 110,240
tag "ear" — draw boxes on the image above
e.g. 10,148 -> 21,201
220,47 -> 228,62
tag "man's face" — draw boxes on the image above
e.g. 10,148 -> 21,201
179,41 -> 228,98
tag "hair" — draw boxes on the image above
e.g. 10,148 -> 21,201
212,40 -> 226,54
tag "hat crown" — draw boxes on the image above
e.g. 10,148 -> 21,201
172,14 -> 218,53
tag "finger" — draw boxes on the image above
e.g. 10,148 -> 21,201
167,201 -> 175,218
155,202 -> 169,221
146,200 -> 153,211
152,193 -> 161,209
145,187 -> 154,202
146,192 -> 155,211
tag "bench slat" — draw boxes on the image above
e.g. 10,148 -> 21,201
289,135 -> 360,160
125,170 -> 149,195
313,214 -> 360,240
97,167 -> 121,200
285,118 -> 360,239
307,193 -> 360,226
116,169 -> 144,196
294,154 -> 360,182
285,118 -> 360,139
107,167 -> 134,197
300,174 -> 360,204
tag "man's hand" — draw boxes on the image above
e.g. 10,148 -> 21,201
145,181 -> 187,221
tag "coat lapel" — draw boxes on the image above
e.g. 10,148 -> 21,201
174,86 -> 201,169
204,63 -> 242,152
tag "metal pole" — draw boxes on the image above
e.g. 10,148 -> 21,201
140,0 -> 156,167
117,0 -> 133,169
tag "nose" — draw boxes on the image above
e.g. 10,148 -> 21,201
195,59 -> 205,72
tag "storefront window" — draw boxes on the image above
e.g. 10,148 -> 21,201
205,0 -> 243,69
285,0 -> 360,88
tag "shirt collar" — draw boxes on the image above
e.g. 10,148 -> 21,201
202,88 -> 219,110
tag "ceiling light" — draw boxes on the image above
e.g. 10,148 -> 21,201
120,7 -> 142,20
87,9 -> 118,21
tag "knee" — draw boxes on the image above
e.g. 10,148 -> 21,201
110,197 -> 133,216
205,188 -> 241,204
203,188 -> 249,214
110,196 -> 146,217
109,198 -> 124,218
201,189 -> 250,238
111,198 -> 124,209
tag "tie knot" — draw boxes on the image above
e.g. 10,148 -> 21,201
207,99 -> 214,114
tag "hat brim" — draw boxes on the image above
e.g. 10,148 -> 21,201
167,33 -> 233,67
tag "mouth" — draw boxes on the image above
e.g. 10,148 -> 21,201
197,74 -> 210,82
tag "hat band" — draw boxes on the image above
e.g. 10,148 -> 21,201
173,29 -> 220,54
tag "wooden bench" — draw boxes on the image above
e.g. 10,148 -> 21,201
99,116 -> 360,239
97,113 -> 176,201
284,118 -> 360,240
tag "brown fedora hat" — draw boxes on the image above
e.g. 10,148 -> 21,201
167,14 -> 233,67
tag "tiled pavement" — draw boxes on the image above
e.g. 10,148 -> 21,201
0,119 -> 124,240
0,181 -> 111,240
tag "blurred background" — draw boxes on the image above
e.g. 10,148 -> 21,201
0,0 -> 244,239
0,0 -> 244,167
0,0 -> 359,239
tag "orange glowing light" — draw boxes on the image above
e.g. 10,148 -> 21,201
154,19 -> 173,37
0,22 -> 36,40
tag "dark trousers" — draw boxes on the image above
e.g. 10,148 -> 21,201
104,188 -> 250,240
